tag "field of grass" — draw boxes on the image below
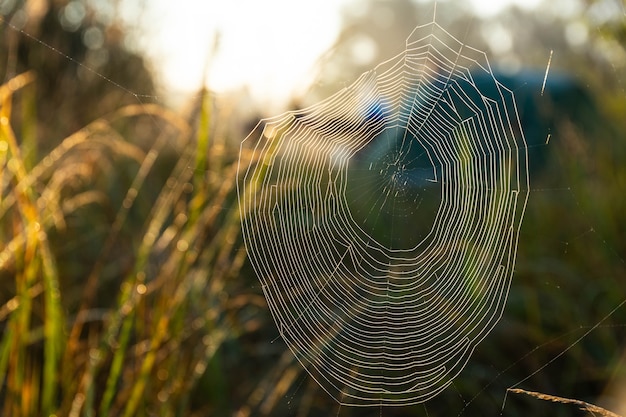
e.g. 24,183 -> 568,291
0,72 -> 271,416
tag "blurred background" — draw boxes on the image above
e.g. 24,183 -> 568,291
0,0 -> 625,416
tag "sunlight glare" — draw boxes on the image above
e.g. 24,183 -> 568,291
468,0 -> 543,16
137,0 -> 542,108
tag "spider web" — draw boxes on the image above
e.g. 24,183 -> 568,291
238,20 -> 529,406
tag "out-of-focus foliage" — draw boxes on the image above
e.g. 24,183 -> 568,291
0,69 -> 266,417
0,2 -> 267,416
1,0 -> 155,146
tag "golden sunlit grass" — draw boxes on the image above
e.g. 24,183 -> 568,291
0,72 -> 257,416
508,388 -> 623,417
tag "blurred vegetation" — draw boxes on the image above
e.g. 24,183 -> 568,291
0,0 -> 625,416
0,1 -> 263,416
1,0 -> 155,149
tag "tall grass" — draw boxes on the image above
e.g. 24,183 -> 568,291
0,73 -> 255,416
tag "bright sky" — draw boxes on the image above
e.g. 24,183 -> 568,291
131,0 -> 541,108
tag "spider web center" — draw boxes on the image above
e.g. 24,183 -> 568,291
346,127 -> 442,251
